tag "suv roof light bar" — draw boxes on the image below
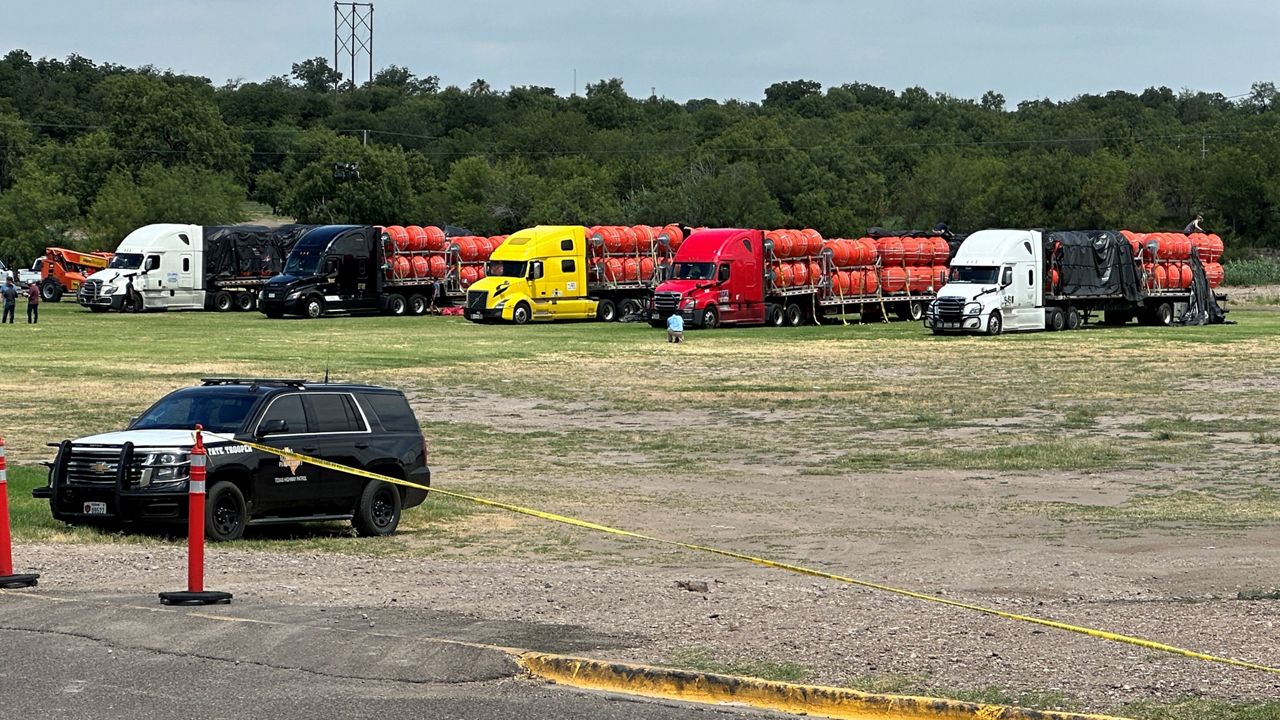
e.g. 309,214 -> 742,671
200,378 -> 309,389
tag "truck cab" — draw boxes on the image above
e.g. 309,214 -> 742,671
651,229 -> 766,328
259,226 -> 378,318
926,229 -> 1044,335
465,225 -> 595,323
79,224 -> 202,311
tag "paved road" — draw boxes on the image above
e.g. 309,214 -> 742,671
0,590 -> 786,720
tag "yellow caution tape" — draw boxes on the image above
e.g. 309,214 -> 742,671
207,432 -> 1280,676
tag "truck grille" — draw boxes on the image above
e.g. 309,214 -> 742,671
653,291 -> 681,312
935,297 -> 965,320
65,447 -> 143,487
79,279 -> 103,302
466,290 -> 488,312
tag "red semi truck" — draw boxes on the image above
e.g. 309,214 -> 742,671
649,228 -> 955,328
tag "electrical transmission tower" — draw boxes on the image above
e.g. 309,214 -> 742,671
334,2 -> 374,90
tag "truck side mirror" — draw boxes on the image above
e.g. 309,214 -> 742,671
257,418 -> 289,437
1001,268 -> 1013,287
530,262 -> 543,281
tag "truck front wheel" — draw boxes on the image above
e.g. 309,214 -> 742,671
700,305 -> 720,329
985,311 -> 1003,336
304,297 -> 325,319
41,280 -> 62,302
512,302 -> 531,325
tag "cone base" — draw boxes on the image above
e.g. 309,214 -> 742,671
0,573 -> 39,589
158,590 -> 232,606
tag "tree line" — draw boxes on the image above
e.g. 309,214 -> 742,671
1,48 -> 1278,265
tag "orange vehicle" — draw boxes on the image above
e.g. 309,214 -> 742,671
38,247 -> 113,302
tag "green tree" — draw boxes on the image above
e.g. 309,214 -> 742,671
291,57 -> 342,93
0,162 -> 79,264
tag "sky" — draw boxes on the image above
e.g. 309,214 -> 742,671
3,1 -> 1277,105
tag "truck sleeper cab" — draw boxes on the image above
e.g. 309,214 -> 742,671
34,378 -> 431,541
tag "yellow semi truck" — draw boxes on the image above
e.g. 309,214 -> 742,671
464,224 -> 678,324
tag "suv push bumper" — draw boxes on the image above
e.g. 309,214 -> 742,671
42,482 -> 188,523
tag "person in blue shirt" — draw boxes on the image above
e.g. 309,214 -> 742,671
666,312 -> 684,343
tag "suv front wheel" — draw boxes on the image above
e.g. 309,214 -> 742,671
206,481 -> 247,541
354,481 -> 402,537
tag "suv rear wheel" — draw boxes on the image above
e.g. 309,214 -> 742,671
354,481 -> 402,537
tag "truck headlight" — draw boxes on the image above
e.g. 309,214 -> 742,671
683,298 -> 695,309
965,302 -> 982,315
494,299 -> 508,309
102,284 -> 117,295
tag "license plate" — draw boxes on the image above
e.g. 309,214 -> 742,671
469,312 -> 482,319
266,292 -> 277,298
83,502 -> 107,515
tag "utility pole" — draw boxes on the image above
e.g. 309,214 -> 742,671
1201,134 -> 1207,160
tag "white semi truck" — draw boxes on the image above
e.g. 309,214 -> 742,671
78,224 -> 308,312
924,229 -> 1226,335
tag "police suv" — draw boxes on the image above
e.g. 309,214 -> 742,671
34,379 -> 431,540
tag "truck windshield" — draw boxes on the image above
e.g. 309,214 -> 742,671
673,262 -> 715,280
284,249 -> 323,276
131,391 -> 258,434
488,260 -> 528,278
108,253 -> 143,270
949,266 -> 999,284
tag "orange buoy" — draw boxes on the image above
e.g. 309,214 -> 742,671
791,261 -> 809,286
1205,262 -> 1224,287
931,265 -> 948,288
621,258 -> 639,281
640,257 -> 656,280
827,240 -> 851,267
428,255 -> 447,278
632,225 -> 656,251
880,266 -> 907,293
771,230 -> 793,258
385,226 -> 410,252
906,266 -> 932,293
801,228 -> 824,256
405,226 -> 427,252
877,237 -> 904,266
453,237 -> 476,262
600,227 -> 622,253
1121,230 -> 1143,256
1206,234 -> 1223,262
858,268 -> 879,295
603,258 -> 624,281
660,224 -> 684,251
424,226 -> 447,251
616,226 -> 636,253
410,256 -> 429,277
459,265 -> 478,287
391,256 -> 411,278
778,263 -> 794,288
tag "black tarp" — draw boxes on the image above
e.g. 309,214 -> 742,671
1046,230 -> 1143,301
1182,248 -> 1227,325
204,225 -> 312,278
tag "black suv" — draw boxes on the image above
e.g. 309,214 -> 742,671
34,379 -> 431,541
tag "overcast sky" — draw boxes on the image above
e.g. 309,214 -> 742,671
4,1 -> 1276,104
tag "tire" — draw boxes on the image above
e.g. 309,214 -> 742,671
596,298 -> 617,322
387,294 -> 407,316
205,481 -> 247,542
353,481 -> 402,537
1047,307 -> 1065,331
408,294 -> 428,316
1065,306 -> 1081,330
766,303 -> 784,327
234,292 -> 255,312
895,301 -> 924,322
41,280 -> 62,302
784,303 -> 803,327
1155,302 -> 1173,327
985,311 -> 1003,336
700,304 -> 719,329
213,292 -> 233,312
304,297 -> 325,319
512,301 -> 531,325
619,298 -> 641,318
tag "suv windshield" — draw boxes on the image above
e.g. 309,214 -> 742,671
109,253 -> 143,270
949,266 -> 999,284
673,262 -> 714,280
132,391 -> 258,433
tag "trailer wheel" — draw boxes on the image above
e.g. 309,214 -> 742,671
408,294 -> 428,315
766,303 -> 784,327
1065,306 -> 1081,330
700,305 -> 720,329
386,294 -> 407,316
895,301 -> 924,322
213,291 -> 234,312
512,301 -> 531,325
596,298 -> 617,321
784,303 -> 804,327
304,297 -> 325,319
985,311 -> 1003,336
1047,307 -> 1065,331
40,280 -> 62,302
1155,301 -> 1173,326
619,298 -> 642,319
233,292 -> 255,312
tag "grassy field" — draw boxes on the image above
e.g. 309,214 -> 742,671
4,300 -> 1280,717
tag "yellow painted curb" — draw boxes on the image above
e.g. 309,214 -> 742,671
517,652 -> 1132,720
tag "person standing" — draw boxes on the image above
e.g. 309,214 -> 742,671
26,280 -> 39,324
1,279 -> 17,323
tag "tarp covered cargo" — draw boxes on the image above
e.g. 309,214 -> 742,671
204,225 -> 312,278
1046,230 -> 1143,301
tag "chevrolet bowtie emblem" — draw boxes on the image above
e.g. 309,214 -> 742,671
90,462 -> 111,473
279,448 -> 302,475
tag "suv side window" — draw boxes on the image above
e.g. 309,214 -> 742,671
306,394 -> 366,433
260,394 -> 308,434
361,392 -> 419,432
